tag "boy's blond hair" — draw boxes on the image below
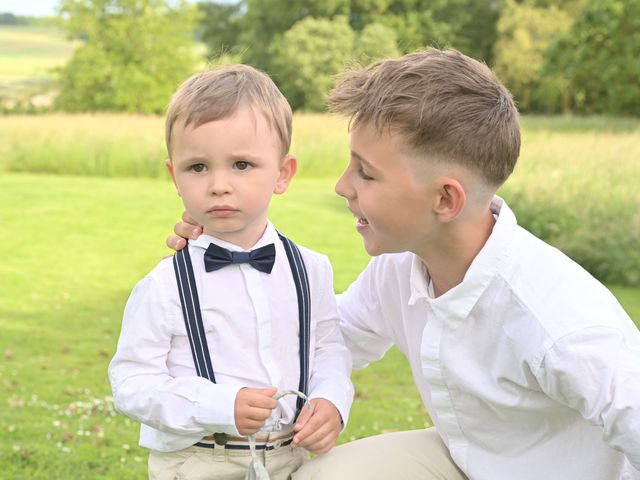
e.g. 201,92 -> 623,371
329,47 -> 520,187
166,64 -> 292,158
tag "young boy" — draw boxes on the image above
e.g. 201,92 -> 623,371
170,49 -> 640,480
109,65 -> 353,480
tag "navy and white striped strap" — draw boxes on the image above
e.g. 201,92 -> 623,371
172,234 -> 311,416
173,246 -> 216,382
277,233 -> 311,414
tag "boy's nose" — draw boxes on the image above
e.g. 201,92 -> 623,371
208,174 -> 232,195
335,170 -> 353,199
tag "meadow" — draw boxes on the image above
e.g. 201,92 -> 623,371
0,112 -> 639,478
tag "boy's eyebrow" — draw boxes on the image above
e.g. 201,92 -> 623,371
351,151 -> 377,171
177,154 -> 208,164
228,153 -> 261,162
177,153 -> 262,163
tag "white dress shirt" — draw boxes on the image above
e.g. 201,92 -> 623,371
337,197 -> 640,480
109,222 -> 353,452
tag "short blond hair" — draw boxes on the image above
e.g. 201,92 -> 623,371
329,48 -> 520,187
165,65 -> 292,158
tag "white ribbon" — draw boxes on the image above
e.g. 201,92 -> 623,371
244,390 -> 311,480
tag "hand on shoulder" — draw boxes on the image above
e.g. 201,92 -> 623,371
166,211 -> 202,251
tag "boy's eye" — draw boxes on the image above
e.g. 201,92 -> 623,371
234,161 -> 251,170
190,163 -> 207,173
357,168 -> 374,181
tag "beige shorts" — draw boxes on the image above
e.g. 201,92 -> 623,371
149,433 -> 308,480
292,428 -> 468,480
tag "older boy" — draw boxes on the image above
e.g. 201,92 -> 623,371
169,49 -> 640,479
110,65 -> 353,480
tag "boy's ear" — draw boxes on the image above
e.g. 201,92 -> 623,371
274,154 -> 297,194
165,159 -> 181,196
433,177 -> 466,222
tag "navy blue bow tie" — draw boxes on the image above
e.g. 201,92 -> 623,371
203,242 -> 276,274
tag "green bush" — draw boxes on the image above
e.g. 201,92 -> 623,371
540,0 -> 640,115
354,22 -> 400,64
270,16 -> 355,111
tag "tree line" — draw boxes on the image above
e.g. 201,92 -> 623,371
54,0 -> 640,115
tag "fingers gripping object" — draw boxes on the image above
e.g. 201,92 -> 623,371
245,390 -> 311,480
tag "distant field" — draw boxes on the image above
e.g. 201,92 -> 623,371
0,25 -> 75,83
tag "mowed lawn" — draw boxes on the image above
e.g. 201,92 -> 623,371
0,172 -> 638,479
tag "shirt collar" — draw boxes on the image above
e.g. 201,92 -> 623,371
409,196 -> 516,319
190,221 -> 278,252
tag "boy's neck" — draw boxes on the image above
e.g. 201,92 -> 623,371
418,208 -> 496,297
202,221 -> 269,251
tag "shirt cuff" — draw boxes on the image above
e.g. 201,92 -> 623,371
196,382 -> 243,436
308,381 -> 354,429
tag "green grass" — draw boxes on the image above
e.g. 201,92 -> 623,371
0,172 -> 638,478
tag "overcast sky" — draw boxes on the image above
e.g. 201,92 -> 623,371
0,0 -> 59,16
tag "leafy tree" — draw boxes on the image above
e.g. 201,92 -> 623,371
240,0 -> 349,72
197,1 -> 244,56
270,16 -> 355,111
493,0 -> 571,111
354,22 -> 400,63
349,0 -> 394,30
56,0 -> 199,114
540,0 -> 640,115
525,0 -> 584,14
359,0 -> 503,63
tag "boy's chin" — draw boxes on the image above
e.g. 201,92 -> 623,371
361,239 -> 386,257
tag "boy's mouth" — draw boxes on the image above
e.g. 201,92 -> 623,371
356,217 -> 369,227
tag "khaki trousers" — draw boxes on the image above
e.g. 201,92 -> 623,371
292,428 -> 468,480
149,443 -> 308,480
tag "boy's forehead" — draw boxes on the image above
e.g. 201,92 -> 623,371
172,107 -> 268,140
350,120 -> 407,152
170,107 -> 284,155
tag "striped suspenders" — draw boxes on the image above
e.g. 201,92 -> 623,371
172,234 -> 311,414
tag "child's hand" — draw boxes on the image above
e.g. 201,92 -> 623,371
234,386 -> 278,435
166,211 -> 202,251
292,398 -> 342,454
